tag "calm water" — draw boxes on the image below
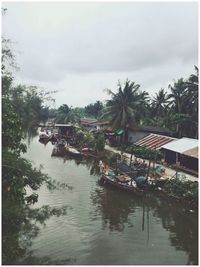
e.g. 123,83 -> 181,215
23,134 -> 198,265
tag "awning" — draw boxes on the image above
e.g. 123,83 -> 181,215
115,128 -> 124,135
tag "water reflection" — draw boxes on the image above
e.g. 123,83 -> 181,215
10,135 -> 197,265
91,187 -> 136,231
48,151 -> 198,265
23,127 -> 39,147
90,182 -> 198,264
3,201 -> 74,265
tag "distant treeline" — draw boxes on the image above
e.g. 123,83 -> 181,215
49,67 -> 198,139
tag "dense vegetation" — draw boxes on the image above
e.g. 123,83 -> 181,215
2,37 -> 70,264
51,68 -> 198,141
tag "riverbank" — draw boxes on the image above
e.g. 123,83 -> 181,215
105,145 -> 198,182
22,135 -> 198,265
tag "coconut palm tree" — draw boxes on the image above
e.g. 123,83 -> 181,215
168,78 -> 191,137
184,66 -> 198,138
151,88 -> 170,117
55,104 -> 71,123
103,79 -> 142,143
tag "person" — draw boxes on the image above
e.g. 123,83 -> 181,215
105,163 -> 109,175
99,160 -> 104,175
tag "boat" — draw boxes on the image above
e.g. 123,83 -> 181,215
101,164 -> 161,193
65,145 -> 82,157
51,139 -> 67,156
39,131 -> 50,141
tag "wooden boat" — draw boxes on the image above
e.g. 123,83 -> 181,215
101,165 -> 161,193
65,145 -> 82,157
101,169 -> 147,193
39,131 -> 50,141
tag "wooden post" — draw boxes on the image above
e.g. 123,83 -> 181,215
176,152 -> 178,179
145,160 -> 151,183
153,145 -> 157,169
129,153 -> 133,167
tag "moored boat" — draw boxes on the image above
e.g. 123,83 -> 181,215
65,145 -> 82,157
101,172 -> 145,193
101,166 -> 161,193
39,131 -> 50,141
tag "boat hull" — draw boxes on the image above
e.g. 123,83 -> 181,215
101,174 -> 146,193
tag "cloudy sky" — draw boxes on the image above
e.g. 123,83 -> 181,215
2,1 -> 198,108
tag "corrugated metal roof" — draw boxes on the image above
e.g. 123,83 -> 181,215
161,138 -> 199,154
134,134 -> 176,150
182,147 -> 198,159
54,123 -> 78,128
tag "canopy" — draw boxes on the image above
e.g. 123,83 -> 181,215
135,176 -> 146,185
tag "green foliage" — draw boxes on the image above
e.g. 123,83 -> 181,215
164,178 -> 198,209
65,107 -> 85,123
55,105 -> 85,123
85,101 -> 104,119
151,88 -> 170,117
125,145 -> 162,161
55,104 -> 70,123
94,132 -> 105,153
148,70 -> 198,138
2,36 -> 71,264
103,79 -> 141,130
2,201 -> 71,264
106,153 -> 121,166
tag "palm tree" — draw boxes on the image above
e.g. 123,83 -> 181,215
135,91 -> 151,125
168,78 -> 190,137
151,88 -> 170,117
55,104 -> 71,123
103,79 -> 142,143
184,66 -> 198,138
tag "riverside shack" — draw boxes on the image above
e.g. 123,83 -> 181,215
161,138 -> 198,176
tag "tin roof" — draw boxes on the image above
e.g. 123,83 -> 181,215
134,133 -> 176,150
80,118 -> 98,124
161,137 -> 199,155
54,123 -> 79,128
182,147 -> 198,159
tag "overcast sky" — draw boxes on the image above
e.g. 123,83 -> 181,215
2,1 -> 198,108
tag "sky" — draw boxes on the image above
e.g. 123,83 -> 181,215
2,1 -> 198,108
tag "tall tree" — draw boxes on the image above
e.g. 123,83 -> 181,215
2,34 -> 69,264
151,88 -> 169,117
184,66 -> 198,138
55,104 -> 71,123
168,78 -> 188,137
85,101 -> 104,119
103,80 -> 141,142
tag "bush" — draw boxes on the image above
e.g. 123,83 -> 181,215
125,145 -> 163,161
164,178 -> 198,208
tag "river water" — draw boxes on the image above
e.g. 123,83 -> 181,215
23,134 -> 198,265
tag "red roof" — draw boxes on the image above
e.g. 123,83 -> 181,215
135,134 -> 177,150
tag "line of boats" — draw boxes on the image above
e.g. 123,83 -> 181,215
39,130 -> 86,157
39,130 -> 168,194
